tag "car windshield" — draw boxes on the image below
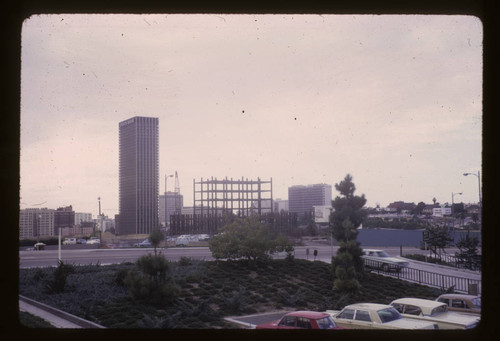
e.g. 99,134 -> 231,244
375,251 -> 390,257
430,304 -> 447,316
316,316 -> 337,329
472,298 -> 481,308
377,307 -> 402,323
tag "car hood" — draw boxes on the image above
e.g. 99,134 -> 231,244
255,320 -> 280,329
385,318 -> 436,329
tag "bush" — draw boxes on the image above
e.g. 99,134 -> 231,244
178,256 -> 192,266
45,261 -> 75,294
221,286 -> 251,314
124,254 -> 180,306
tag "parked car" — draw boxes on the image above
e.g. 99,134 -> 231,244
134,239 -> 152,247
327,303 -> 438,329
62,238 -> 77,245
256,311 -> 345,330
390,298 -> 480,329
87,237 -> 100,245
197,234 -> 210,241
76,238 -> 87,244
175,236 -> 190,246
361,249 -> 409,272
33,242 -> 46,250
435,294 -> 481,315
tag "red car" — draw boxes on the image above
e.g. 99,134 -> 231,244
256,311 -> 346,330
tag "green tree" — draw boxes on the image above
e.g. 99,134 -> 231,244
412,201 -> 426,215
209,215 -> 294,261
330,174 -> 366,295
455,233 -> 481,270
422,226 -> 453,262
148,228 -> 164,256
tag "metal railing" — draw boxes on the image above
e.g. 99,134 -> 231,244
425,253 -> 481,271
363,259 -> 481,295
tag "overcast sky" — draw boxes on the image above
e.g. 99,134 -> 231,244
20,14 -> 482,218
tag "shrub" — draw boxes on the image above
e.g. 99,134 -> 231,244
114,268 -> 129,286
221,286 -> 251,314
45,261 -> 75,294
124,254 -> 180,306
178,256 -> 192,266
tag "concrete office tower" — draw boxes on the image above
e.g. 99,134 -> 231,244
159,192 -> 184,227
288,184 -> 332,217
119,116 -> 159,235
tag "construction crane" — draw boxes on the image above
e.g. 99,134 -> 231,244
174,171 -> 181,214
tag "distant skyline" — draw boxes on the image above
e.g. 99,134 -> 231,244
20,14 -> 482,218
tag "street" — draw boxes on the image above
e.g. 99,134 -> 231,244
19,245 -> 480,283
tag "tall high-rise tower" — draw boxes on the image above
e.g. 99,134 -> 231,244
119,116 -> 159,235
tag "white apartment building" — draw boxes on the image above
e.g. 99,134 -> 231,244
75,212 -> 93,226
274,198 -> 289,212
19,208 -> 55,239
433,206 -> 452,217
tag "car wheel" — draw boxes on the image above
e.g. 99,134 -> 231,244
382,264 -> 389,272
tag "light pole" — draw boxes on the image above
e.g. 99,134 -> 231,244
463,171 -> 481,225
451,192 -> 462,230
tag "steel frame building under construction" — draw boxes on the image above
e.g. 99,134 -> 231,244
169,177 -> 297,235
193,177 -> 273,216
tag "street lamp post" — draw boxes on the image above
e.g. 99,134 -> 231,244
451,192 -> 462,230
463,171 -> 482,225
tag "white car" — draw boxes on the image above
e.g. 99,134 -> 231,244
327,303 -> 438,329
361,249 -> 409,272
87,237 -> 100,245
390,298 -> 480,329
62,238 -> 76,245
134,239 -> 152,247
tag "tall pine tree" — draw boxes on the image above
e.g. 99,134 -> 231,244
330,174 -> 367,295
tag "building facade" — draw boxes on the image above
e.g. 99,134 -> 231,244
19,208 -> 55,239
94,214 -> 115,232
288,183 -> 332,217
119,116 -> 159,235
159,192 -> 184,227
273,198 -> 289,212
75,212 -> 93,226
54,205 -> 75,234
433,206 -> 452,217
313,205 -> 332,223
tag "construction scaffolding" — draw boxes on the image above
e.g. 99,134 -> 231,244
169,176 -> 297,235
193,177 -> 273,216
169,211 -> 297,236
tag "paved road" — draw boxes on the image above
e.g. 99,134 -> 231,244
18,245 -> 414,267
19,245 -> 480,282
19,247 -> 215,268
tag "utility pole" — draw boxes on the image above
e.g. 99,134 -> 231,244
174,171 -> 181,214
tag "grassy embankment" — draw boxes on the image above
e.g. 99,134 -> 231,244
19,257 -> 444,328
